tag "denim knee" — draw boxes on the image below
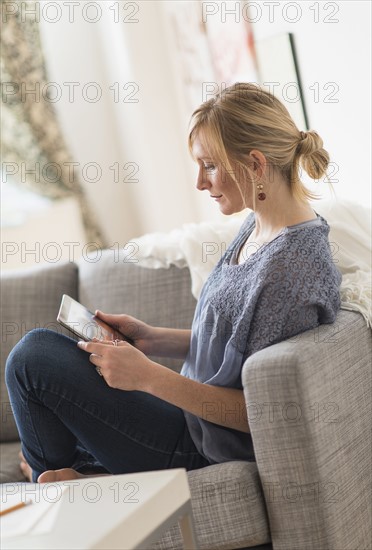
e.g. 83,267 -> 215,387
5,328 -> 63,388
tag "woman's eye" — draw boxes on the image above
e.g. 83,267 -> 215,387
204,164 -> 216,172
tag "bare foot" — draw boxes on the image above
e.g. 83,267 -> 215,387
20,453 -> 83,483
19,451 -> 111,483
19,451 -> 33,482
38,468 -> 111,483
37,468 -> 86,483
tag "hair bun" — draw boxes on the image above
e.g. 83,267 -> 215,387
298,130 -> 323,155
297,130 -> 330,180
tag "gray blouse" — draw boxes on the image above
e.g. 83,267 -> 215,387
180,210 -> 342,464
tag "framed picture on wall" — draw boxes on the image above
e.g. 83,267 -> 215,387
254,32 -> 310,130
166,3 -> 308,131
166,1 -> 258,112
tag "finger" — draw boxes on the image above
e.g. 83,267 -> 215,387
77,341 -> 108,353
95,309 -> 105,317
91,337 -> 113,345
92,337 -> 129,348
94,310 -> 122,331
95,310 -> 117,322
113,340 -> 131,348
88,353 -> 103,366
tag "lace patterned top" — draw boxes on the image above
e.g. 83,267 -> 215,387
180,210 -> 342,464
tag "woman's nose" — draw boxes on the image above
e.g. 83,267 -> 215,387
196,167 -> 209,191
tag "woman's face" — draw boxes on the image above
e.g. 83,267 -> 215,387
192,134 -> 253,215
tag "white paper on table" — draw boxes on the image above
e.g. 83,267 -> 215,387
0,486 -> 67,538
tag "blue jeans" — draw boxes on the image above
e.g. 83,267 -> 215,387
5,329 -> 210,482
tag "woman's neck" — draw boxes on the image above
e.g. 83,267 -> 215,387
252,181 -> 316,240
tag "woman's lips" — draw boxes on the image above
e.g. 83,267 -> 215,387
211,194 -> 223,200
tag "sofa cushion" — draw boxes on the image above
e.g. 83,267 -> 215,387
0,441 -> 25,483
151,461 -> 270,549
1,262 -> 78,443
78,254 -> 197,372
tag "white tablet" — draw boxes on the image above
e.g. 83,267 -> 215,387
57,294 -> 126,342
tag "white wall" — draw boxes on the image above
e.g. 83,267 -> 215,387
249,0 -> 371,207
4,0 -> 369,272
38,1 -> 221,250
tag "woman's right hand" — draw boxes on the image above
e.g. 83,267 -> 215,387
94,311 -> 156,355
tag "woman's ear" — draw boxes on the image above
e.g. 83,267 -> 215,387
248,150 -> 267,179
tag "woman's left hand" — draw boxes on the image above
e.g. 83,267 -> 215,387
77,338 -> 152,391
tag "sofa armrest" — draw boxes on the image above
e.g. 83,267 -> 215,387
242,309 -> 371,550
1,262 -> 78,443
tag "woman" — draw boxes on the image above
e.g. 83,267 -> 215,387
6,83 -> 342,483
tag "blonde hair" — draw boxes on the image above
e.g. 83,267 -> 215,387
188,82 -> 333,205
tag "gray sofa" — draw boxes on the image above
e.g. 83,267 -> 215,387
1,253 -> 371,550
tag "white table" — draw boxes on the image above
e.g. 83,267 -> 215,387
0,468 -> 198,549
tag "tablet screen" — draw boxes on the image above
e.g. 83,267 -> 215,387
57,295 -> 122,341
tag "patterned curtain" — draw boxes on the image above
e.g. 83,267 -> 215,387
0,0 -> 105,247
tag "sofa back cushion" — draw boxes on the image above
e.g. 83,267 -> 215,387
1,262 -> 79,442
78,253 -> 197,372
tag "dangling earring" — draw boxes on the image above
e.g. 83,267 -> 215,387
257,183 -> 266,201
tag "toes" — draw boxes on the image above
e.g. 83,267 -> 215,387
37,470 -> 58,484
37,468 -> 81,483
